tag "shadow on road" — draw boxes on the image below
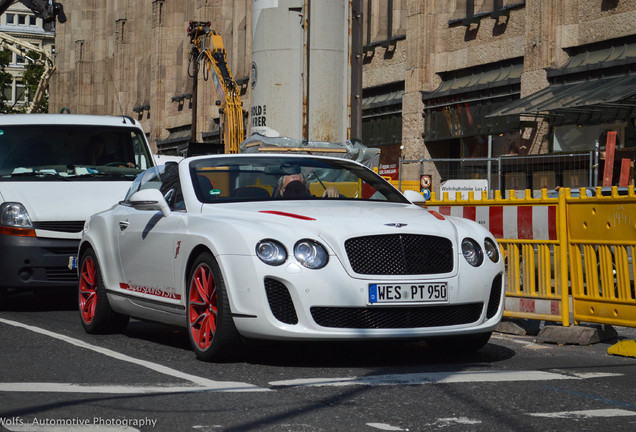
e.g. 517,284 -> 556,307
0,288 -> 76,312
239,337 -> 516,368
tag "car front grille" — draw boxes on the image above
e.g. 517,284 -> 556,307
264,278 -> 298,325
344,234 -> 454,275
311,303 -> 483,329
45,267 -> 78,282
34,221 -> 84,233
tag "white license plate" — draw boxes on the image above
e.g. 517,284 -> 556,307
368,283 -> 448,304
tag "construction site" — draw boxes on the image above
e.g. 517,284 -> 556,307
0,0 -> 633,194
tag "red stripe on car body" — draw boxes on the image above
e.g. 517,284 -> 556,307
259,210 -> 316,220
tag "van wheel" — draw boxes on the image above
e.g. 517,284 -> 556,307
187,252 -> 240,362
78,248 -> 129,333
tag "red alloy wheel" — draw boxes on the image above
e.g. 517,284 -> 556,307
79,256 -> 97,324
189,263 -> 218,350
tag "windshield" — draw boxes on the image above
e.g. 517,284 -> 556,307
0,125 -> 154,181
189,156 -> 409,204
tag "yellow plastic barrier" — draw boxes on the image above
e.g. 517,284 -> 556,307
389,183 -> 636,329
565,186 -> 636,327
308,181 -> 360,198
419,188 -> 570,326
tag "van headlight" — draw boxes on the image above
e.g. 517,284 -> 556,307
0,202 -> 33,228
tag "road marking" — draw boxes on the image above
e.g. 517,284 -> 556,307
529,408 -> 636,419
425,417 -> 482,427
569,372 -> 623,379
269,370 -> 580,388
366,423 -> 405,431
0,382 -> 256,394
0,317 -> 268,393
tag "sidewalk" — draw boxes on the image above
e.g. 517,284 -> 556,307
496,318 -> 636,358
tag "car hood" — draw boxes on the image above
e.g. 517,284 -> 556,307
0,182 -> 130,222
201,200 -> 460,247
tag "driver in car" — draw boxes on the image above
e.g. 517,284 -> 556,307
280,174 -> 340,198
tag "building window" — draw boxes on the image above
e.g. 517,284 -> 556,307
152,0 -> 164,28
16,80 -> 26,103
363,0 -> 406,50
29,16 -> 37,26
75,40 -> 84,62
2,80 -> 12,102
6,13 -> 14,25
116,19 -> 127,43
449,0 -> 525,25
17,14 -> 26,25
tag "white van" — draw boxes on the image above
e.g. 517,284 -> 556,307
0,114 -> 155,295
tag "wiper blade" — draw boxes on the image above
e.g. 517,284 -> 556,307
74,171 -> 136,180
9,171 -> 70,181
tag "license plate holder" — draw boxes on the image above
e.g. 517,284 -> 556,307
368,282 -> 448,304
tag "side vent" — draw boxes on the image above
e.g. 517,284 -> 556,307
487,274 -> 503,319
264,278 -> 298,325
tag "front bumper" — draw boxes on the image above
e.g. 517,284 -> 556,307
0,233 -> 78,290
221,254 -> 505,341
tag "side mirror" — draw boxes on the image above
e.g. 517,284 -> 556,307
129,188 -> 171,217
404,189 -> 426,203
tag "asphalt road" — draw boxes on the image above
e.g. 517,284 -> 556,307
1,290 -> 636,432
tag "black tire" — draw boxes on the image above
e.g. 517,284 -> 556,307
426,331 -> 492,353
78,248 -> 129,334
186,252 -> 240,362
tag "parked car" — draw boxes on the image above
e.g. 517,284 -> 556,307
77,154 -> 505,361
0,114 -> 155,297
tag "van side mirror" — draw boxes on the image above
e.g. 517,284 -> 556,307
129,188 -> 171,217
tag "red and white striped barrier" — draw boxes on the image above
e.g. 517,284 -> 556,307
426,205 -> 558,240
505,297 -> 561,317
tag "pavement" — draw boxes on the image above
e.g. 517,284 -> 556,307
496,318 -> 636,358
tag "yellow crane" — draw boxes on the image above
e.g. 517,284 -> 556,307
187,21 -> 244,154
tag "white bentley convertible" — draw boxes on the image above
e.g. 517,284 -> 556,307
77,154 -> 504,361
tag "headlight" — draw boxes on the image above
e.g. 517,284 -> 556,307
0,202 -> 33,228
484,238 -> 500,263
462,238 -> 483,267
294,239 -> 329,269
256,239 -> 287,266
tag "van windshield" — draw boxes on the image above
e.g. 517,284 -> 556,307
0,125 -> 154,181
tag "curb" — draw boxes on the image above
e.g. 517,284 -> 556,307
496,319 -> 620,346
536,324 -> 618,346
495,319 -> 542,336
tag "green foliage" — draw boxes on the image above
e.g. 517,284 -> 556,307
0,50 -> 13,114
23,50 -> 48,113
0,49 -> 49,113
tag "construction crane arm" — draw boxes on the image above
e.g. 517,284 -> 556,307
0,1 -> 66,31
188,21 -> 244,154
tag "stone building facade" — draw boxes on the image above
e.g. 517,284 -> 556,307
49,0 -> 636,190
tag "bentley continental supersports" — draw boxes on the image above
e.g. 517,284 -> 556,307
77,154 -> 504,361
